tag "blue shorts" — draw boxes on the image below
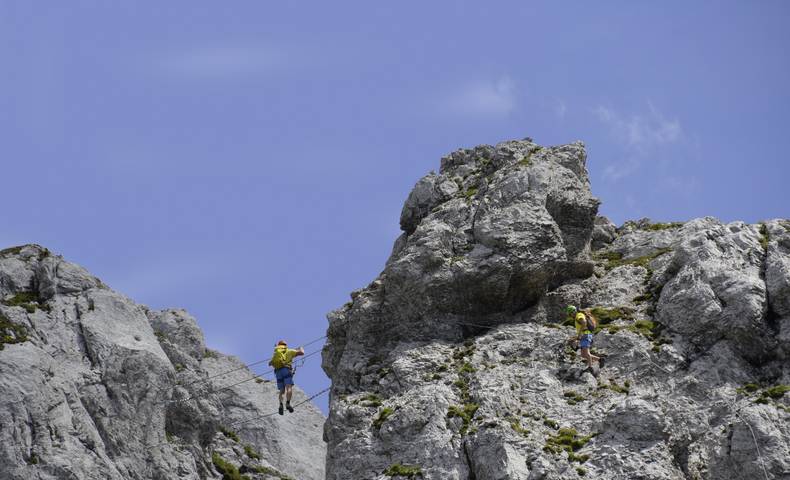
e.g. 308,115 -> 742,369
579,334 -> 594,349
275,367 -> 294,392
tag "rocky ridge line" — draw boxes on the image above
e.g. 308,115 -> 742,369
0,245 -> 326,480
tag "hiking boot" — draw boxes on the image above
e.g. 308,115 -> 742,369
599,357 -> 606,369
278,403 -> 284,415
286,402 -> 294,413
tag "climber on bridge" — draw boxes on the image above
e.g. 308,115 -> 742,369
268,340 -> 305,415
566,305 -> 604,371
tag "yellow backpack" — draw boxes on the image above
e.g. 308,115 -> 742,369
270,346 -> 291,370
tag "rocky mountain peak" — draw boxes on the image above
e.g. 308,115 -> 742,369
0,244 -> 325,479
322,138 -> 790,480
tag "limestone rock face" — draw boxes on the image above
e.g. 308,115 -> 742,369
322,139 -> 790,480
0,245 -> 325,480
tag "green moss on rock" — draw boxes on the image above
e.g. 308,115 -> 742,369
597,248 -> 672,272
628,319 -> 659,340
373,407 -> 395,429
464,187 -> 478,200
457,362 -> 475,374
383,463 -> 423,478
2,291 -> 50,313
543,418 -> 559,430
251,465 -> 293,480
243,444 -> 260,460
218,426 -> 240,443
211,452 -> 250,480
510,419 -> 530,438
563,390 -> 586,405
599,380 -> 630,395
359,393 -> 383,408
590,307 -> 635,325
447,403 -> 479,435
0,312 -> 28,350
0,246 -> 24,257
643,222 -> 684,231
761,385 -> 789,400
759,223 -> 770,251
544,428 -> 593,462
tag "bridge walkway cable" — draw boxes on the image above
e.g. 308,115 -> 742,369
160,348 -> 324,406
183,317 -> 504,390
179,334 -> 328,389
161,317 -> 521,406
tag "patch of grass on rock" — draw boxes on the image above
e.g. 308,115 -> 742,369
447,403 -> 479,435
457,362 -> 476,374
599,380 -> 630,395
2,292 -> 50,313
590,307 -> 634,325
563,390 -> 586,405
643,222 -> 684,231
544,428 -> 594,462
0,246 -> 24,257
218,426 -> 240,443
383,463 -> 423,478
373,407 -> 395,430
543,418 -> 559,430
628,320 -> 658,340
633,292 -> 653,303
203,349 -> 219,359
0,312 -> 28,350
597,248 -> 672,272
510,419 -> 530,438
358,393 -> 383,408
759,223 -> 770,251
252,465 -> 293,480
243,444 -> 260,460
211,452 -> 250,480
760,385 -> 789,401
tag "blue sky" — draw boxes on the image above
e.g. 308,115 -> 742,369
2,2 -> 788,413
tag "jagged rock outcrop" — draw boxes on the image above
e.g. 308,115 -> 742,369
322,138 -> 790,480
0,245 -> 325,480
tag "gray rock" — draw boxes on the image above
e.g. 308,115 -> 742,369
591,215 -> 617,250
657,218 -> 774,363
323,138 -> 790,480
0,245 -> 326,480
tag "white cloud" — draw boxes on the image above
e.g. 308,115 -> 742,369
442,76 -> 517,117
161,45 -> 286,78
594,103 -> 683,182
554,99 -> 567,120
593,103 -> 681,153
602,158 -> 640,182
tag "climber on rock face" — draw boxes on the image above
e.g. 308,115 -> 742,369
268,340 -> 305,415
566,305 -> 604,371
